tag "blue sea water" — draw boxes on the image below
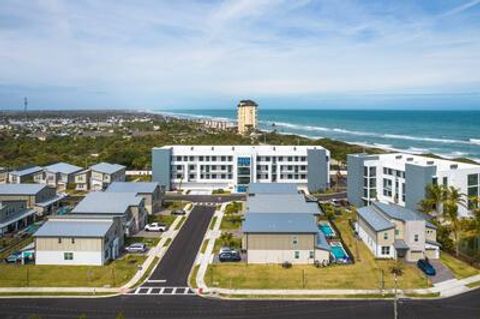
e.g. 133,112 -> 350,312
155,109 -> 480,161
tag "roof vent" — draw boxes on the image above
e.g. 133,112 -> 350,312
190,146 -> 194,151
450,164 -> 458,169
211,146 -> 214,151
395,155 -> 402,159
232,146 -> 235,150
273,147 -> 276,151
427,161 -> 434,165
407,157 -> 413,161
294,147 -> 297,151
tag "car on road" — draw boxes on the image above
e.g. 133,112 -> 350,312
125,243 -> 148,253
219,250 -> 241,262
145,222 -> 167,232
4,251 -> 22,263
171,209 -> 186,215
417,258 -> 436,276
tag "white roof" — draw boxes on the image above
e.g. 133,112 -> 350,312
72,192 -> 142,215
364,153 -> 479,171
45,162 -> 83,175
157,145 -> 327,156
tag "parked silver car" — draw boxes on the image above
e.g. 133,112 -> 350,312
125,243 -> 147,253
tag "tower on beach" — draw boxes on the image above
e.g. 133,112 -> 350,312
237,99 -> 258,135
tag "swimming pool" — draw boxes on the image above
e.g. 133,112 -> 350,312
330,242 -> 350,262
318,222 -> 336,238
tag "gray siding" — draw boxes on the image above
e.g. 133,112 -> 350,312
405,163 -> 436,211
152,148 -> 171,190
347,155 -> 367,207
307,149 -> 328,192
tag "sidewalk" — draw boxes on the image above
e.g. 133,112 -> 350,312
196,202 -> 226,290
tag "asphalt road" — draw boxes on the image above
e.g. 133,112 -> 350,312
1,289 -> 479,318
145,205 -> 215,287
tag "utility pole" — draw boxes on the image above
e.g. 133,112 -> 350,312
393,273 -> 398,319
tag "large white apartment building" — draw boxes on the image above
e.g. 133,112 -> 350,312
152,145 -> 330,193
348,153 -> 480,217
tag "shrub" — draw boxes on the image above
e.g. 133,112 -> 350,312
282,261 -> 292,269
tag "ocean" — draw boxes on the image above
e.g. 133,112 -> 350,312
154,109 -> 480,162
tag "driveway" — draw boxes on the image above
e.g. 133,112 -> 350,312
429,259 -> 455,284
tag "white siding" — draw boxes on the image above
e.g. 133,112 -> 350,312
36,250 -> 104,266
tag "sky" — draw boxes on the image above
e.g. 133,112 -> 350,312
0,0 -> 479,110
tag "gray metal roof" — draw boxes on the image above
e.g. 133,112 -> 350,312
247,194 -> 318,214
316,231 -> 331,251
45,162 -> 83,175
247,183 -> 298,195
393,239 -> 409,250
71,192 -> 142,215
357,206 -> 394,231
90,162 -> 125,174
0,183 -> 46,195
372,202 -> 436,228
106,182 -> 159,194
243,213 -> 318,233
10,166 -> 43,177
34,219 -> 113,237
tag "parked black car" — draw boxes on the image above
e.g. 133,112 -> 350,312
417,258 -> 436,276
219,251 -> 241,262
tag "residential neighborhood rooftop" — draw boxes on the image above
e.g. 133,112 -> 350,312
246,194 -> 318,214
34,219 -> 113,237
106,182 -> 159,194
71,192 -> 142,215
372,202 -> 436,229
247,182 -> 298,195
90,162 -> 125,174
243,213 -> 319,233
44,162 -> 83,174
0,183 -> 47,195
357,206 -> 395,232
9,166 -> 43,177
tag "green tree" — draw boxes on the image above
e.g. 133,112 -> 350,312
418,184 -> 448,216
443,186 -> 466,256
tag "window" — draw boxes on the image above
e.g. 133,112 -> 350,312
292,236 -> 298,245
294,251 -> 300,259
383,232 -> 388,240
468,174 -> 479,186
443,177 -> 448,186
309,251 -> 314,259
58,238 -> 62,244
414,234 -> 419,242
395,229 -> 399,236
71,238 -> 75,244
381,246 -> 390,255
64,252 -> 73,260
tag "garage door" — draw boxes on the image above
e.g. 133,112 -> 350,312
409,250 -> 424,261
425,249 -> 438,259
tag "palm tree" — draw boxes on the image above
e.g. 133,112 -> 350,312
419,184 -> 448,216
443,186 -> 466,256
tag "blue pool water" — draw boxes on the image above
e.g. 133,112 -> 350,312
330,243 -> 348,260
318,223 -> 335,237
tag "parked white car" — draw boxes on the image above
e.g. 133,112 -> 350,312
145,222 -> 167,232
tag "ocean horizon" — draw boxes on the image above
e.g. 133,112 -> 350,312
153,109 -> 480,162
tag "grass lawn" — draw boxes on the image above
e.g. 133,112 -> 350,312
206,213 -> 430,290
189,264 -> 200,289
163,238 -> 172,247
125,237 -> 160,249
0,254 -> 146,287
440,253 -> 480,279
148,214 -> 177,227
209,216 -> 218,230
467,280 -> 480,288
200,240 -> 209,254
220,213 -> 242,231
165,201 -> 189,210
175,216 -> 187,230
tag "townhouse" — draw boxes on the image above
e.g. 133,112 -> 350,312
34,216 -> 123,266
0,184 -> 64,235
347,153 -> 480,217
152,145 -> 330,193
42,162 -> 83,191
356,201 -> 439,262
242,183 -> 331,264
106,182 -> 164,214
89,162 -> 126,191
70,192 -> 147,236
8,166 -> 44,184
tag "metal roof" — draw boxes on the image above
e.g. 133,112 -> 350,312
106,182 -> 159,194
357,206 -> 394,232
247,183 -> 298,195
90,162 -> 125,174
372,202 -> 436,228
45,162 -> 83,175
246,194 -> 318,214
0,183 -> 46,195
71,192 -> 142,215
34,219 -> 113,237
393,239 -> 409,250
9,166 -> 43,177
243,213 -> 318,233
316,231 -> 331,251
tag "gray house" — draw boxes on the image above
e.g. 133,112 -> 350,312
106,182 -> 164,214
